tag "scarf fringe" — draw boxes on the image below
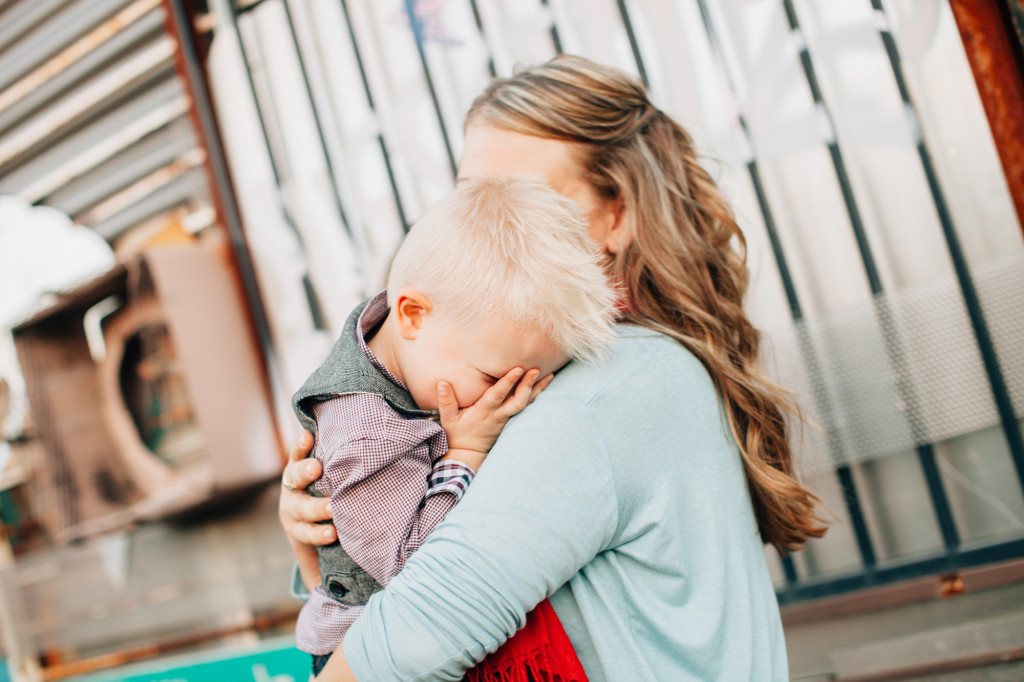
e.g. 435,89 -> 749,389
466,599 -> 588,682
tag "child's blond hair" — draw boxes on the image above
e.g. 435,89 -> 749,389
387,176 -> 617,362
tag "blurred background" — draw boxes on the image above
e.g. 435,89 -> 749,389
0,0 -> 1022,680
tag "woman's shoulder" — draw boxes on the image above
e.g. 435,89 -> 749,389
554,322 -> 713,402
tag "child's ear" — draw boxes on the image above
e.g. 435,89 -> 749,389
394,289 -> 432,340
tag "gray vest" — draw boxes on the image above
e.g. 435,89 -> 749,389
292,298 -> 437,606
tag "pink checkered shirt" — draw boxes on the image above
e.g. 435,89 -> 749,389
294,293 -> 475,655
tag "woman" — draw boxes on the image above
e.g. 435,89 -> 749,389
280,55 -> 825,680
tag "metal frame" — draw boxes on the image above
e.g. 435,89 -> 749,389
163,0 -> 278,358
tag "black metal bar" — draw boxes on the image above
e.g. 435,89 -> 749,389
223,0 -> 327,330
783,0 -> 968,560
745,161 -> 802,320
338,0 -> 410,232
467,0 -> 497,77
164,0 -> 275,355
752,152 -> 881,568
278,0 -> 359,245
917,446 -> 960,550
696,0 -> 878,572
539,0 -> 563,54
776,536 -> 1024,604
872,0 -> 1024,496
835,465 -> 877,568
780,554 -> 799,585
224,5 -> 286,189
401,0 -> 459,178
615,0 -> 648,88
782,0 -> 883,295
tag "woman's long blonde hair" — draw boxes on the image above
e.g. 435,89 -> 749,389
467,55 -> 825,552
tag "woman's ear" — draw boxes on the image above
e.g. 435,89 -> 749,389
601,196 -> 630,255
394,288 -> 432,340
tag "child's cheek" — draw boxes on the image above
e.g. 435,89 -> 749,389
463,383 -> 489,408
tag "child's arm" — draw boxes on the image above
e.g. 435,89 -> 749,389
437,368 -> 554,471
319,370 -> 551,587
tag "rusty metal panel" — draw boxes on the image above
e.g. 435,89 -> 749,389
949,0 -> 1024,232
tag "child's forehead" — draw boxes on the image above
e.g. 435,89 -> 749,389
467,319 -> 561,360
466,314 -> 539,340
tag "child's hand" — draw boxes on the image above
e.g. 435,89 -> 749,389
437,367 -> 553,470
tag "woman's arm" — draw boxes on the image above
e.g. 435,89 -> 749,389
330,391 -> 617,681
279,430 -> 335,591
318,648 -> 358,681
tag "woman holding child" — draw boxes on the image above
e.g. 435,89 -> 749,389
279,55 -> 826,680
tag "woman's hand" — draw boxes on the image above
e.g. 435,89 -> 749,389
279,430 -> 336,544
279,431 -> 335,591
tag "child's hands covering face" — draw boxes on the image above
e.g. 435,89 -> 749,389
437,368 -> 553,471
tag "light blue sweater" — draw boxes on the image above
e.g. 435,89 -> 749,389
343,325 -> 788,681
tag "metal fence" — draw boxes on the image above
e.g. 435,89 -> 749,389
195,0 -> 1024,602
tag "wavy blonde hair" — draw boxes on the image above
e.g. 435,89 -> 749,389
466,55 -> 825,552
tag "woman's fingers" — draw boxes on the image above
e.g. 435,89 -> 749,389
278,430 -> 334,545
288,430 -> 314,463
279,484 -> 336,545
282,438 -> 318,492
286,501 -> 337,545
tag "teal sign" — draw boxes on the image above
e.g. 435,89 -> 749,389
72,638 -> 310,682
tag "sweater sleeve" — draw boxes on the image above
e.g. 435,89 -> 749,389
343,391 -> 619,681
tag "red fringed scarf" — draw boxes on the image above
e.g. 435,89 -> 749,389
465,599 -> 589,682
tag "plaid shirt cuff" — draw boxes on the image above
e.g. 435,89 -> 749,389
427,460 -> 476,501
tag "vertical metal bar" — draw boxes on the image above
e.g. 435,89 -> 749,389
782,0 -> 962,553
780,554 -> 799,585
338,0 -> 410,232
162,0 -> 276,358
401,0 -> 458,178
918,449 -> 960,549
466,0 -> 497,77
218,0 -> 327,330
874,0 -> 1024,500
836,465 -> 878,567
539,0 -> 564,54
782,0 -> 882,294
278,0 -> 357,243
695,0 -> 878,573
615,0 -> 648,88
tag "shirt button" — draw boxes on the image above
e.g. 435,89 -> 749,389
328,579 -> 349,598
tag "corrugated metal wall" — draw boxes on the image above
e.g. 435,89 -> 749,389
0,2 -> 285,677
0,0 -> 215,242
